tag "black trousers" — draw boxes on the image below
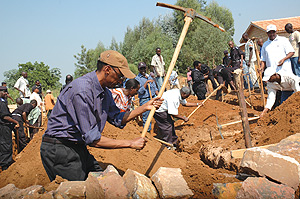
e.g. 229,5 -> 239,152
206,71 -> 218,89
193,83 -> 207,100
12,115 -> 27,152
0,124 -> 13,170
154,111 -> 177,144
40,135 -> 103,181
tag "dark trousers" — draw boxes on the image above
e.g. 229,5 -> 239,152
154,111 -> 177,144
206,71 -> 218,89
12,115 -> 27,152
0,124 -> 13,170
193,82 -> 207,100
29,114 -> 41,139
40,135 -> 103,181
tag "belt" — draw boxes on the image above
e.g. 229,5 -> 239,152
42,135 -> 84,145
12,113 -> 22,117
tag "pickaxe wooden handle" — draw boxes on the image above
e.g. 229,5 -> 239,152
181,85 -> 224,125
252,37 -> 266,108
141,3 -> 225,138
216,116 -> 260,129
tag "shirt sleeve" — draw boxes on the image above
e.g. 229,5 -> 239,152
0,102 -> 11,119
284,37 -> 295,54
106,94 -> 126,128
151,56 -> 156,66
261,45 -> 266,62
265,85 -> 276,110
72,92 -> 102,145
14,78 -> 20,89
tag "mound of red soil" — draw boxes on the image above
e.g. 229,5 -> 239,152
1,91 -> 299,198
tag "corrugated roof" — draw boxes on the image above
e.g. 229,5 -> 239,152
252,16 -> 300,32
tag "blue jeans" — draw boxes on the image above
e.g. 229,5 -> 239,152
139,98 -> 152,132
243,73 -> 253,89
155,76 -> 164,91
281,91 -> 294,103
291,57 -> 300,77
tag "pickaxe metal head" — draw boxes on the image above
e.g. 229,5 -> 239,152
156,2 -> 225,32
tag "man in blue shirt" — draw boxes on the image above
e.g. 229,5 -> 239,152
135,62 -> 159,132
40,51 -> 162,181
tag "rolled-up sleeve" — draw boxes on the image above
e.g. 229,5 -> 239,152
265,86 -> 276,110
72,92 -> 102,145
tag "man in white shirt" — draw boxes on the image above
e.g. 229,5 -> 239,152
30,87 -> 42,128
242,33 -> 258,88
169,70 -> 180,89
260,68 -> 300,117
151,47 -> 165,91
260,24 -> 295,103
285,23 -> 300,77
154,87 -> 198,147
14,72 -> 31,98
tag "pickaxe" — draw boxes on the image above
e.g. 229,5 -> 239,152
141,2 -> 225,139
181,85 -> 225,125
251,37 -> 266,108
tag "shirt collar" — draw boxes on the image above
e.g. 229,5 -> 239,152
91,71 -> 104,96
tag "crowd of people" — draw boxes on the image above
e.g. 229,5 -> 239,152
0,73 -> 73,171
0,22 -> 299,182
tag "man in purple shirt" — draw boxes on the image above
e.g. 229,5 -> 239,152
40,50 -> 162,181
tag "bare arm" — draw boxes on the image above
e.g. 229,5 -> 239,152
3,116 -> 19,128
91,136 -> 146,150
172,114 -> 188,122
121,97 -> 163,125
183,102 -> 198,107
278,52 -> 295,66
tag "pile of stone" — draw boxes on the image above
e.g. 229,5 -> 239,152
0,166 -> 193,199
213,133 -> 300,198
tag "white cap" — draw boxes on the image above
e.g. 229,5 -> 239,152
262,67 -> 277,81
46,89 -> 51,93
266,24 -> 277,32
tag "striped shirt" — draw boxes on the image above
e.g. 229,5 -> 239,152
110,88 -> 132,112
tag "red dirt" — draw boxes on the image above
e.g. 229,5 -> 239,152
1,89 -> 300,198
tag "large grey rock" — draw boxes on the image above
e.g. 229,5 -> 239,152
267,133 -> 300,163
85,173 -> 105,199
55,174 -> 104,199
0,184 -> 18,198
236,177 -> 295,199
97,172 -> 129,199
55,181 -> 86,198
13,185 -> 45,198
240,147 -> 300,190
123,169 -> 158,199
151,167 -> 193,199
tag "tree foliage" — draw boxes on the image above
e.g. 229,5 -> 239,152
73,0 -> 234,76
74,43 -> 106,78
4,62 -> 61,91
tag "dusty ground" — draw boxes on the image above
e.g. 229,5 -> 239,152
1,86 -> 299,198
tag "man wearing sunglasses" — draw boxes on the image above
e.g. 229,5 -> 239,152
40,50 -> 163,181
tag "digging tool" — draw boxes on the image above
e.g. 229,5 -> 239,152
153,137 -> 174,147
232,69 -> 252,148
181,85 -> 224,125
216,116 -> 260,130
148,83 -> 152,100
215,109 -> 224,139
252,37 -> 266,108
141,2 -> 225,138
246,74 -> 253,108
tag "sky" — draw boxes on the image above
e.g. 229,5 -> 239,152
1,0 -> 299,85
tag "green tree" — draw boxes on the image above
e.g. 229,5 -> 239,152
204,1 -> 235,36
74,43 -> 106,78
4,62 -> 61,91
